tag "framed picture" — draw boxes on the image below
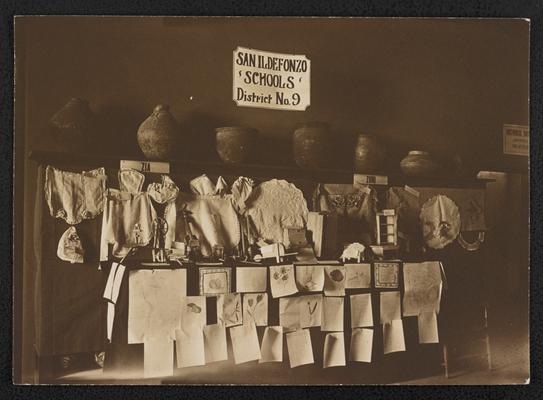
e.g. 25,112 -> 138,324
199,267 -> 232,296
374,262 -> 400,289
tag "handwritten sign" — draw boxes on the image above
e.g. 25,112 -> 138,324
503,124 -> 529,156
233,47 -> 310,111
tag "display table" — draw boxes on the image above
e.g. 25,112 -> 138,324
30,151 -> 489,383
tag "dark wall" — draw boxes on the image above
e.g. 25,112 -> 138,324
15,17 -> 530,382
20,16 -> 528,171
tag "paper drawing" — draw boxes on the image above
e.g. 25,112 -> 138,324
374,262 -> 399,289
323,265 -> 346,296
270,264 -> 298,298
402,262 -> 442,317
243,293 -> 268,326
199,267 -> 231,296
295,265 -> 324,292
217,292 -> 242,327
344,263 -> 371,289
128,269 -> 187,344
180,296 -> 207,332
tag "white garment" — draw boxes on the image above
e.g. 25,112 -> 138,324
176,175 -> 240,257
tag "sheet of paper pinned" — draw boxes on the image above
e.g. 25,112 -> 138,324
345,263 -> 371,289
229,321 -> 261,364
279,297 -> 301,332
269,264 -> 298,298
418,311 -> 439,344
350,293 -> 373,328
403,262 -> 443,317
107,302 -> 115,341
217,293 -> 242,327
295,265 -> 324,292
175,327 -> 205,368
349,328 -> 373,362
199,267 -> 231,296
280,295 -> 322,331
379,291 -> 401,324
321,296 -> 344,332
323,265 -> 346,296
260,326 -> 283,363
323,332 -> 346,368
180,296 -> 207,332
103,262 -> 126,303
383,319 -> 406,354
286,329 -> 314,368
143,337 -> 174,378
374,262 -> 399,289
203,324 -> 228,363
236,267 -> 267,292
128,269 -> 187,344
243,293 -> 268,326
299,294 -> 323,328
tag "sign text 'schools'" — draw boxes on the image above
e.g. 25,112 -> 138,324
233,47 -> 311,111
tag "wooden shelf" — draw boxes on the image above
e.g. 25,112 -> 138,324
28,149 -> 492,188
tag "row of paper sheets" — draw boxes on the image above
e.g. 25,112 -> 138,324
280,294 -> 373,332
201,264 -> 373,297
142,321 -> 377,378
270,264 -> 372,297
129,263 -> 442,376
142,299 -> 437,377
142,308 -> 437,377
128,261 -> 440,304
142,318 -> 439,377
128,276 -> 437,343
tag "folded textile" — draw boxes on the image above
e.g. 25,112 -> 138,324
45,165 -> 106,225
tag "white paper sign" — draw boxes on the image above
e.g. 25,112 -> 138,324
503,124 -> 529,156
233,46 -> 310,111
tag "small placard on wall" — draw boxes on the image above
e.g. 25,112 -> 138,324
503,124 -> 529,156
120,160 -> 170,174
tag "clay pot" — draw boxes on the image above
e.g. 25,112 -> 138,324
49,98 -> 95,152
215,126 -> 257,164
353,134 -> 386,173
137,104 -> 178,160
400,150 -> 440,177
293,122 -> 332,169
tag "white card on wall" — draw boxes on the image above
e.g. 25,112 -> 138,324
503,124 -> 529,156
